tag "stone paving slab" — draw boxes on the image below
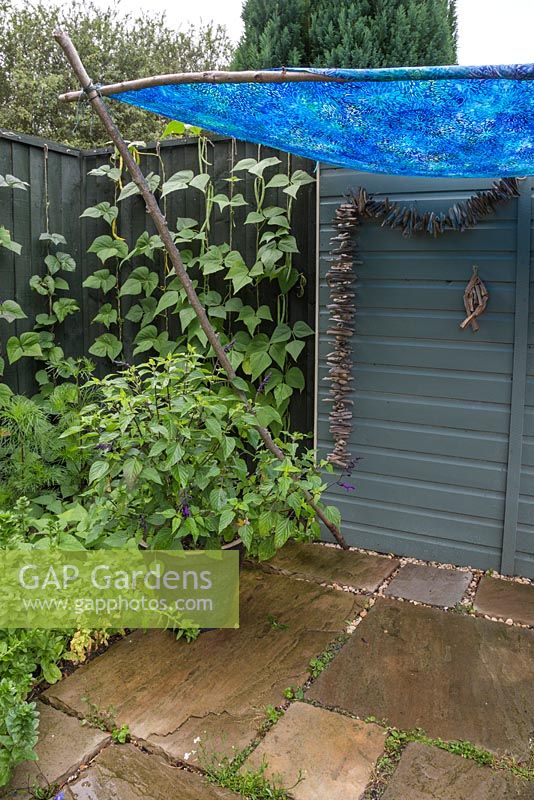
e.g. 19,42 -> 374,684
67,744 -> 238,799
384,563 -> 472,607
267,541 -> 399,592
45,570 -> 363,764
474,577 -> 534,627
382,743 -> 532,799
0,702 -> 109,799
307,598 -> 534,759
245,701 -> 385,800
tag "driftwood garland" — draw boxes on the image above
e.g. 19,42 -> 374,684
325,178 -> 520,469
461,265 -> 489,332
351,177 -> 520,237
324,203 -> 360,469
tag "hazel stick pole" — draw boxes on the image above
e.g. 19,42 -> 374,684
58,68 -> 344,103
53,29 -> 348,549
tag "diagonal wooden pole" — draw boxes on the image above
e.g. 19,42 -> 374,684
53,29 -> 348,549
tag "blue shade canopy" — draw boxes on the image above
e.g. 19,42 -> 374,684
112,64 -> 534,178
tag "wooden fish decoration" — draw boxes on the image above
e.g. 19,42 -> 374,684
460,265 -> 489,333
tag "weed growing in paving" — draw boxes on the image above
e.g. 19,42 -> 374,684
29,783 -> 60,799
364,724 -> 534,797
81,696 -> 117,731
202,751 -> 299,800
111,723 -> 131,744
308,635 -> 348,678
267,614 -> 288,631
283,686 -> 305,701
451,602 -> 475,616
264,705 -> 284,724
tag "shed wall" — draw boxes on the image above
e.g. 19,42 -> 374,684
317,168 -> 534,577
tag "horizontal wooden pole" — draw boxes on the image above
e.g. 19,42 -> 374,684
58,62 -> 534,103
58,69 -> 344,102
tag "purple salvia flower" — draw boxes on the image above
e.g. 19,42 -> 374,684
181,504 -> 191,518
256,372 -> 272,394
338,482 -> 356,492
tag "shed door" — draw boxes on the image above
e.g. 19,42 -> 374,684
317,169 -> 518,572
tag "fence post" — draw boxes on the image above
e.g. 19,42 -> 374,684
501,180 -> 531,575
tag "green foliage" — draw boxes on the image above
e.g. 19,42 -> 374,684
0,388 -> 87,506
0,174 -> 27,374
364,724 -> 534,793
233,0 -> 307,71
203,752 -> 297,799
234,0 -> 457,69
267,614 -> 288,631
67,629 -> 111,664
308,635 -> 348,677
0,629 -> 66,689
111,724 -> 131,744
2,141 -> 315,432
264,705 -> 284,724
81,696 -> 117,732
0,680 -> 39,787
283,686 -> 305,701
0,0 -> 233,148
174,624 -> 201,643
0,300 -> 26,324
0,137 -> 334,790
0,226 -> 22,255
0,628 -> 69,786
65,352 -> 328,557
29,782 -> 61,800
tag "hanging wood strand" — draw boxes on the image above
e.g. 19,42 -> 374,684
325,202 -> 359,469
325,179 -> 519,471
53,29 -> 348,549
351,178 -> 520,237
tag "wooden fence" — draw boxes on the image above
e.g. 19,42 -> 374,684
0,130 -> 316,432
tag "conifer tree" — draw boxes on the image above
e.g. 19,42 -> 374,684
233,0 -> 457,69
233,0 -> 307,70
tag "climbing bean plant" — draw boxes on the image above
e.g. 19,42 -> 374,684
1,135 -> 315,426
0,173 -> 29,376
77,134 -> 315,425
0,165 -> 83,389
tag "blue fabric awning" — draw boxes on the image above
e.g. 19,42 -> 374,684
112,64 -> 534,178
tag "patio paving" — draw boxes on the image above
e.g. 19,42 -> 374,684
0,702 -> 109,799
3,545 -> 533,799
267,541 -> 399,591
474,576 -> 534,627
384,562 -> 472,607
65,744 -> 238,799
306,597 -> 534,759
382,742 -> 532,800
244,701 -> 385,800
44,569 -> 363,764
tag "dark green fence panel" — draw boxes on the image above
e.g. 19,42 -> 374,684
0,131 -> 316,433
317,167 -> 534,578
0,133 -> 83,393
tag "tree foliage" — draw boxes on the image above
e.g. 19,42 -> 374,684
233,0 -> 457,69
0,0 -> 234,148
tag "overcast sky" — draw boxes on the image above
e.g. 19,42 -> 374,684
100,0 -> 534,65
26,0 -> 532,65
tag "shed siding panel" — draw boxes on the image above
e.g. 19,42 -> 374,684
516,183 -> 534,576
317,168 -> 524,573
